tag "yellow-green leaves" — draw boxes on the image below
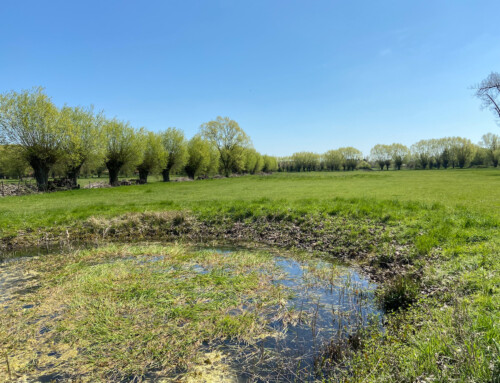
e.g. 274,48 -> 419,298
103,119 -> 145,185
137,131 -> 167,182
185,134 -> 218,179
200,116 -> 251,177
160,127 -> 188,180
0,87 -> 66,189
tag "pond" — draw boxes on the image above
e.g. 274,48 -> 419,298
0,243 -> 382,382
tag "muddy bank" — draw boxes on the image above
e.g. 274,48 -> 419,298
0,211 -> 417,283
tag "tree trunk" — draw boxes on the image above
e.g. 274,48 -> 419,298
106,160 -> 123,186
66,163 -> 83,188
138,169 -> 149,184
162,168 -> 170,182
28,158 -> 51,191
185,166 -> 196,180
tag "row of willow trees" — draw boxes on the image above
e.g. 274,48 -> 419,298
279,135 -> 499,172
0,88 -> 278,190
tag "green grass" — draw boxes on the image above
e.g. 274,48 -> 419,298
1,245 -> 287,381
1,168 -> 500,382
1,169 -> 499,237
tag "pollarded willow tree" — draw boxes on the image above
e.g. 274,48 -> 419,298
450,137 -> 475,169
103,119 -> 145,186
0,87 -> 66,190
370,144 -> 391,170
291,152 -> 320,171
388,143 -> 409,170
411,140 -> 432,169
185,134 -> 219,179
137,130 -> 167,183
160,127 -> 188,182
243,148 -> 264,174
323,150 -> 342,171
60,105 -> 105,186
338,147 -> 363,171
200,116 -> 251,177
479,133 -> 500,167
262,155 -> 278,172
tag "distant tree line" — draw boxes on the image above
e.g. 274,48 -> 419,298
278,135 -> 499,173
0,88 -> 278,190
1,87 -> 499,190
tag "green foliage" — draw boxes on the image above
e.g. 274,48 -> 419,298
262,155 -> 278,172
323,149 -> 343,171
411,137 -> 477,170
356,160 -> 372,170
479,132 -> 500,167
291,151 -> 320,171
103,119 -> 145,185
388,143 -> 409,170
137,130 -> 167,183
59,105 -> 105,184
185,134 -> 218,179
243,148 -> 264,174
370,144 -> 392,170
0,87 -> 66,189
160,127 -> 188,181
0,145 -> 30,178
338,147 -> 363,170
200,116 -> 251,176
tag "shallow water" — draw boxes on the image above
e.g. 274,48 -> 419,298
197,248 -> 382,382
0,244 -> 382,382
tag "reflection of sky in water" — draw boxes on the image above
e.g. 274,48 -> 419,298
2,245 -> 382,382
204,248 -> 382,382
270,257 -> 381,355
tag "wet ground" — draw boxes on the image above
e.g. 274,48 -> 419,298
198,249 -> 382,382
0,244 -> 382,382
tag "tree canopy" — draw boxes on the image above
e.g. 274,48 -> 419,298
137,131 -> 167,183
103,119 -> 144,185
0,87 -> 66,190
160,127 -> 188,182
60,105 -> 105,186
200,116 -> 251,176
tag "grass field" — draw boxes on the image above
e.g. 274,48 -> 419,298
1,169 -> 499,236
1,169 -> 499,382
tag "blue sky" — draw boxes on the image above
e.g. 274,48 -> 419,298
1,0 -> 499,156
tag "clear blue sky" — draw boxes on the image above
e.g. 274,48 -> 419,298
1,0 -> 499,156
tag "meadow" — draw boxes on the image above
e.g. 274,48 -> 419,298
1,169 -> 499,382
1,169 -> 499,236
